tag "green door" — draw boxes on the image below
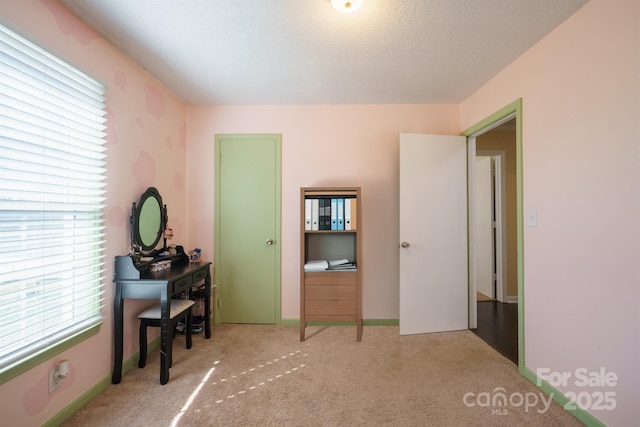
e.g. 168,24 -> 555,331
215,134 -> 281,324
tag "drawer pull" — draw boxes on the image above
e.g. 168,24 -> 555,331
174,276 -> 192,289
192,269 -> 207,282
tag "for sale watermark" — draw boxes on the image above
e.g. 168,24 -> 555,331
462,367 -> 618,415
537,367 -> 617,411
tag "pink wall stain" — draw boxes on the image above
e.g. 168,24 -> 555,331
173,172 -> 185,193
107,206 -> 127,228
178,123 -> 187,153
136,117 -> 144,128
132,151 -> 157,189
105,106 -> 118,146
113,70 -> 127,91
145,83 -> 165,120
165,136 -> 173,149
23,361 -> 75,415
174,172 -> 185,192
41,0 -> 100,46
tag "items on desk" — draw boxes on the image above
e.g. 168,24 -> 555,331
149,259 -> 172,272
164,227 -> 174,250
189,248 -> 202,262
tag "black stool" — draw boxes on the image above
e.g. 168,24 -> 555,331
138,299 -> 195,382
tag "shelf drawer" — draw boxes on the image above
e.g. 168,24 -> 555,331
305,314 -> 357,322
172,275 -> 192,293
305,299 -> 356,315
192,267 -> 208,283
304,271 -> 356,286
305,284 -> 356,300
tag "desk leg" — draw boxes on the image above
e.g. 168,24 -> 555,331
112,283 -> 124,384
160,291 -> 170,385
204,271 -> 212,339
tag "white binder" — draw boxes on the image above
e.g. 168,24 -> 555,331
344,198 -> 351,230
311,198 -> 319,230
305,199 -> 312,230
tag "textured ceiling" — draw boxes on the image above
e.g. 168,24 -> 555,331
59,0 -> 590,105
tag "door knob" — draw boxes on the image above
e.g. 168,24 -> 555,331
400,241 -> 410,248
266,239 -> 274,245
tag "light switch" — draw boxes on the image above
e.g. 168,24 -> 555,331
527,209 -> 537,227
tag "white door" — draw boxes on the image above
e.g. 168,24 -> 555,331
399,133 -> 468,335
476,156 -> 494,298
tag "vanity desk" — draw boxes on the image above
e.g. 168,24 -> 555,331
112,254 -> 212,385
113,186 -> 213,385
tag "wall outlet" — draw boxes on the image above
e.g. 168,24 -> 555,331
48,367 -> 63,393
48,360 -> 69,393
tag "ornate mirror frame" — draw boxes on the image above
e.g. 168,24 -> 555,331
131,187 -> 167,252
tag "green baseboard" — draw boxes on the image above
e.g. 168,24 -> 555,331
42,373 -> 111,427
42,337 -> 160,426
364,319 -> 399,326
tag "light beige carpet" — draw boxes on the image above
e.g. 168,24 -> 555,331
62,325 -> 583,426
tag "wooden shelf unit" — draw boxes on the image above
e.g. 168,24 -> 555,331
300,187 -> 362,341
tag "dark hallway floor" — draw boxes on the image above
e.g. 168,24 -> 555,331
471,300 -> 518,364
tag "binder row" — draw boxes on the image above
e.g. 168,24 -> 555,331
304,197 -> 357,231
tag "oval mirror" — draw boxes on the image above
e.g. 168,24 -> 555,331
133,187 -> 165,252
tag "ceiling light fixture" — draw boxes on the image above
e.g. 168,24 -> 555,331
331,0 -> 363,13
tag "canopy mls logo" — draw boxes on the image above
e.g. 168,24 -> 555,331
537,367 -> 618,412
462,388 -> 554,415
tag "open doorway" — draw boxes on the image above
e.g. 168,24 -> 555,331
463,98 -> 523,372
472,119 -> 518,364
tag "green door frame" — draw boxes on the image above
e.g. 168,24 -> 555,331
461,98 -> 524,373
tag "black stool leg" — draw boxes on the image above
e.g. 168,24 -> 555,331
139,320 -> 148,368
186,308 -> 193,349
138,303 -> 195,384
167,324 -> 173,369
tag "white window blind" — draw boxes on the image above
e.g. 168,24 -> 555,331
0,24 -> 107,369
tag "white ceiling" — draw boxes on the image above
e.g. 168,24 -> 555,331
59,0 -> 590,105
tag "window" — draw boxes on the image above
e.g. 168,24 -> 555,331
0,24 -> 107,375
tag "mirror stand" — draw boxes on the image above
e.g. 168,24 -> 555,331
130,201 -> 141,258
127,187 -> 188,272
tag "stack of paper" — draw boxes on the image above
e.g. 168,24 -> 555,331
328,259 -> 356,270
304,259 -> 356,271
304,260 -> 329,272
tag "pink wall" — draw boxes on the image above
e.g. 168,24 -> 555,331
461,0 -> 640,424
0,1 -> 187,425
186,105 -> 459,319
